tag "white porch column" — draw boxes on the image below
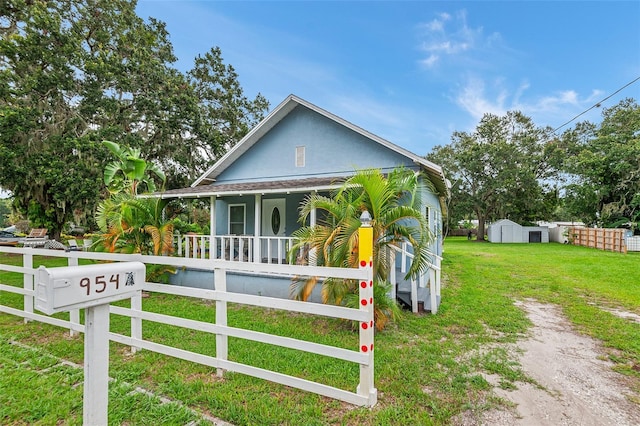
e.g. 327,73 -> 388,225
254,194 -> 262,263
210,196 -> 216,258
389,248 -> 396,301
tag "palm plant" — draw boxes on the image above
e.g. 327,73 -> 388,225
288,168 -> 435,330
96,194 -> 174,255
102,140 -> 166,195
96,141 -> 174,256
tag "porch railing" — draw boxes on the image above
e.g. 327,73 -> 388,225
390,243 -> 442,314
174,233 -> 299,265
173,234 -> 441,313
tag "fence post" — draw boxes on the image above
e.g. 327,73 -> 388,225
23,251 -> 33,323
389,248 -> 396,301
429,268 -> 437,314
130,291 -> 142,354
67,256 -> 80,336
83,303 -> 110,425
215,268 -> 228,378
356,210 -> 377,406
435,256 -> 442,305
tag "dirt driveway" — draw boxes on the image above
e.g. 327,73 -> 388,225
455,300 -> 640,425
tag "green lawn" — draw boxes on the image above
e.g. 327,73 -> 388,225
1,240 -> 639,425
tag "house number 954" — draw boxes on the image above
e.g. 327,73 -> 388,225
79,273 -> 136,296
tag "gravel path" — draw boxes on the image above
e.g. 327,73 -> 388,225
456,300 -> 640,425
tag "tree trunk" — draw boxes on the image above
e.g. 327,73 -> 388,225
476,213 -> 486,241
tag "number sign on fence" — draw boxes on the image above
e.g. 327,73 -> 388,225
36,262 -> 145,315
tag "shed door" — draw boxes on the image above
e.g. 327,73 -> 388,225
529,231 -> 542,243
501,225 -> 514,243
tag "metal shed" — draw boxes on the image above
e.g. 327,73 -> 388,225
487,219 -> 549,243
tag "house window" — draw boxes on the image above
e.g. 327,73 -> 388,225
295,146 -> 305,167
228,204 -> 245,235
426,205 -> 440,237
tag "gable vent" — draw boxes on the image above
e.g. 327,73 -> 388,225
295,146 -> 305,167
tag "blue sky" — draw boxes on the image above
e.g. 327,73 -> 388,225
135,1 -> 640,156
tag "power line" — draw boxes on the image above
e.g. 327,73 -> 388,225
552,75 -> 640,133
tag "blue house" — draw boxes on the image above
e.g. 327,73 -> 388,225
159,94 -> 449,312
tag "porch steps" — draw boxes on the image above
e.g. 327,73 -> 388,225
396,278 -> 440,313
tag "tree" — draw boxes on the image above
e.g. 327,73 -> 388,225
184,48 -> 269,179
0,0 -> 177,239
0,0 -> 269,239
560,98 -> 640,229
96,194 -> 174,256
0,198 -> 10,228
427,111 -> 558,240
287,168 -> 434,330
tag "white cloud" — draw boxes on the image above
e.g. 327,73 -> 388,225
454,76 -> 609,130
421,12 -> 452,33
417,9 -> 486,69
420,54 -> 439,68
513,81 -> 530,105
515,88 -> 606,117
455,77 -> 508,120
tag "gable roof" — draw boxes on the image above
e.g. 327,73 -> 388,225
191,94 -> 449,197
490,219 -> 521,227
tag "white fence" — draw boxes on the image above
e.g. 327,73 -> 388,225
626,236 -> 640,252
0,246 -> 377,407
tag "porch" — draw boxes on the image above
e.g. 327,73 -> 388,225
154,177 -> 441,313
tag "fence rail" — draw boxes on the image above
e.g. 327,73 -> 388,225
0,246 -> 377,407
568,227 -> 628,253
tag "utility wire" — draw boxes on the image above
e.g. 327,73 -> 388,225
552,75 -> 640,133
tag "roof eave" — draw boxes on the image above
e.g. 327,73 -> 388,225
142,184 -> 341,200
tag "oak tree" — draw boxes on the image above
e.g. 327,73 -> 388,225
560,98 -> 640,229
0,0 -> 268,239
427,111 -> 558,239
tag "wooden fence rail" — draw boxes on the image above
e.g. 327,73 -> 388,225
568,227 -> 627,254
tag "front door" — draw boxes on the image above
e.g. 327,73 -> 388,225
261,199 -> 286,262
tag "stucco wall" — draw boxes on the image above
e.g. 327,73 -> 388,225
216,106 -> 417,183
168,268 -> 324,303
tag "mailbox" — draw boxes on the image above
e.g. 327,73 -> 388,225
36,261 -> 146,315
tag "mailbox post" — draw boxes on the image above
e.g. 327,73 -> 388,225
36,261 -> 146,425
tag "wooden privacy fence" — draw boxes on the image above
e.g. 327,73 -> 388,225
0,246 -> 377,407
568,227 -> 627,253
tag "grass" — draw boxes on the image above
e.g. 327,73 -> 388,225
1,240 -> 639,425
